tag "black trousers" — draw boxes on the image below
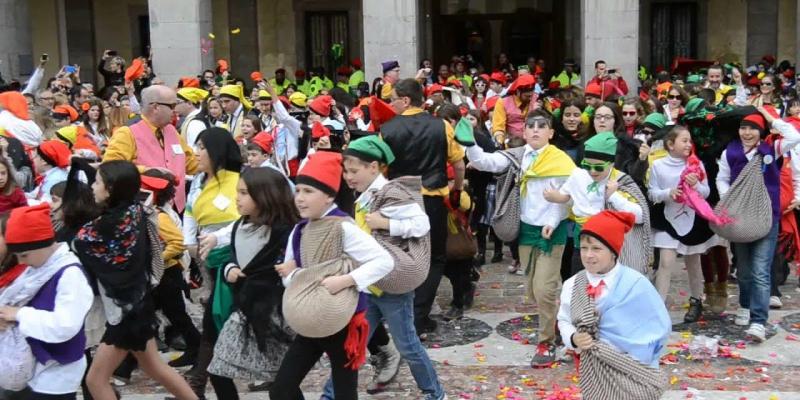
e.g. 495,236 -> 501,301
444,258 -> 472,308
269,327 -> 358,400
414,195 -> 447,329
153,267 -> 201,355
367,323 -> 390,353
209,374 -> 239,400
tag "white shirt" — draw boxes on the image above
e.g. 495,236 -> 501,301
15,245 -> 93,394
559,169 -> 643,222
355,175 -> 430,239
557,263 -> 623,352
466,143 -> 568,228
182,108 -> 207,152
649,155 -> 709,235
281,205 -> 395,292
717,118 -> 800,196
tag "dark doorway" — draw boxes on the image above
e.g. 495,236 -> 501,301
651,2 -> 697,70
305,11 -> 349,77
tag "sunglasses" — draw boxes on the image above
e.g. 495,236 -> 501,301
580,160 -> 612,172
622,111 -> 637,116
667,94 -> 681,100
760,82 -> 773,87
154,102 -> 177,110
525,117 -> 551,129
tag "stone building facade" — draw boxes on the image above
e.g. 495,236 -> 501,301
1,0 -> 799,89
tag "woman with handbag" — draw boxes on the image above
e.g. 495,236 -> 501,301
715,107 -> 800,342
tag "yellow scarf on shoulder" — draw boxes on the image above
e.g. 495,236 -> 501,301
189,170 -> 241,226
520,145 -> 575,196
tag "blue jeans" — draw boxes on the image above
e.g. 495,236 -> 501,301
732,221 -> 779,325
321,292 -> 444,400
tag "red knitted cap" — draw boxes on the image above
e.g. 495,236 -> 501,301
296,151 -> 342,196
580,210 -> 635,256
6,203 -> 55,253
309,95 -> 333,117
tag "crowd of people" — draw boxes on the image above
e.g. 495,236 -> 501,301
0,48 -> 798,400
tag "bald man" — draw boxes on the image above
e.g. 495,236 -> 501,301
103,85 -> 198,211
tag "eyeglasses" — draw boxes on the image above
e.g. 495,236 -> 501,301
594,114 -> 615,121
667,94 -> 681,100
580,160 -> 612,172
154,102 -> 176,110
761,82 -> 773,87
622,111 -> 637,116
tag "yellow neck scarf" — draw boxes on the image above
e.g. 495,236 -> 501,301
190,170 -> 241,226
519,145 -> 575,196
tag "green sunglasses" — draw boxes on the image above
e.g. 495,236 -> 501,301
580,160 -> 612,172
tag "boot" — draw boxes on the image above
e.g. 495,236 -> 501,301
703,283 -> 716,308
684,297 -> 703,323
366,342 -> 401,394
710,281 -> 728,314
184,340 -> 214,398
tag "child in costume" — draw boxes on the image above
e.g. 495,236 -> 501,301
0,204 -> 93,399
557,210 -> 671,400
649,125 -> 720,323
443,163 -> 476,320
317,135 -> 445,400
463,109 -> 575,367
716,108 -> 800,341
74,161 -> 197,400
271,151 -> 394,400
206,167 -> 298,399
544,131 -> 649,276
27,140 -> 72,204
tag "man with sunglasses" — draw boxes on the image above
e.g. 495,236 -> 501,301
463,110 -> 575,367
104,85 -> 197,212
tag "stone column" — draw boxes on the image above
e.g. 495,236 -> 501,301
149,0 -> 213,86
0,0 -> 32,81
580,0 -> 639,93
362,0 -> 419,83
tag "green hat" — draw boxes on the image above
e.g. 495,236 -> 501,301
686,74 -> 702,84
643,113 -> 666,130
684,97 -> 705,115
583,131 -> 617,162
344,135 -> 395,165
454,117 -> 475,146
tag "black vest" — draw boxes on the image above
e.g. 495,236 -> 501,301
381,112 -> 448,192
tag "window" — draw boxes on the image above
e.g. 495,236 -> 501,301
651,3 -> 697,70
305,12 -> 349,76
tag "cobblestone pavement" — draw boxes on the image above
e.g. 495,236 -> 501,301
111,252 -> 800,399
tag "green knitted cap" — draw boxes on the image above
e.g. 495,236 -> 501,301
643,113 -> 666,129
583,131 -> 618,161
344,135 -> 395,165
685,97 -> 705,115
686,74 -> 702,84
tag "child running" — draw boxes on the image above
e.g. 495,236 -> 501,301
270,151 -> 394,400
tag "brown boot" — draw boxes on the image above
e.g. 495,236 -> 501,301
184,339 -> 213,398
703,283 -> 716,308
709,281 -> 728,314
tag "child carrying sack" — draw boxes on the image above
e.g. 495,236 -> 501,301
282,217 -> 360,338
368,176 -> 431,294
0,263 -> 81,390
710,154 -> 773,242
490,146 -> 526,242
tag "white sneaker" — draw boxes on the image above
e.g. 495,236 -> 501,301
769,296 -> 783,309
734,308 -> 750,326
745,323 -> 766,343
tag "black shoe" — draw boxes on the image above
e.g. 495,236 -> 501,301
464,282 -> 476,309
416,317 -> 438,334
248,381 -> 273,392
443,306 -> 464,321
473,253 -> 486,268
168,351 -> 197,368
684,297 -> 703,323
491,252 -> 504,263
